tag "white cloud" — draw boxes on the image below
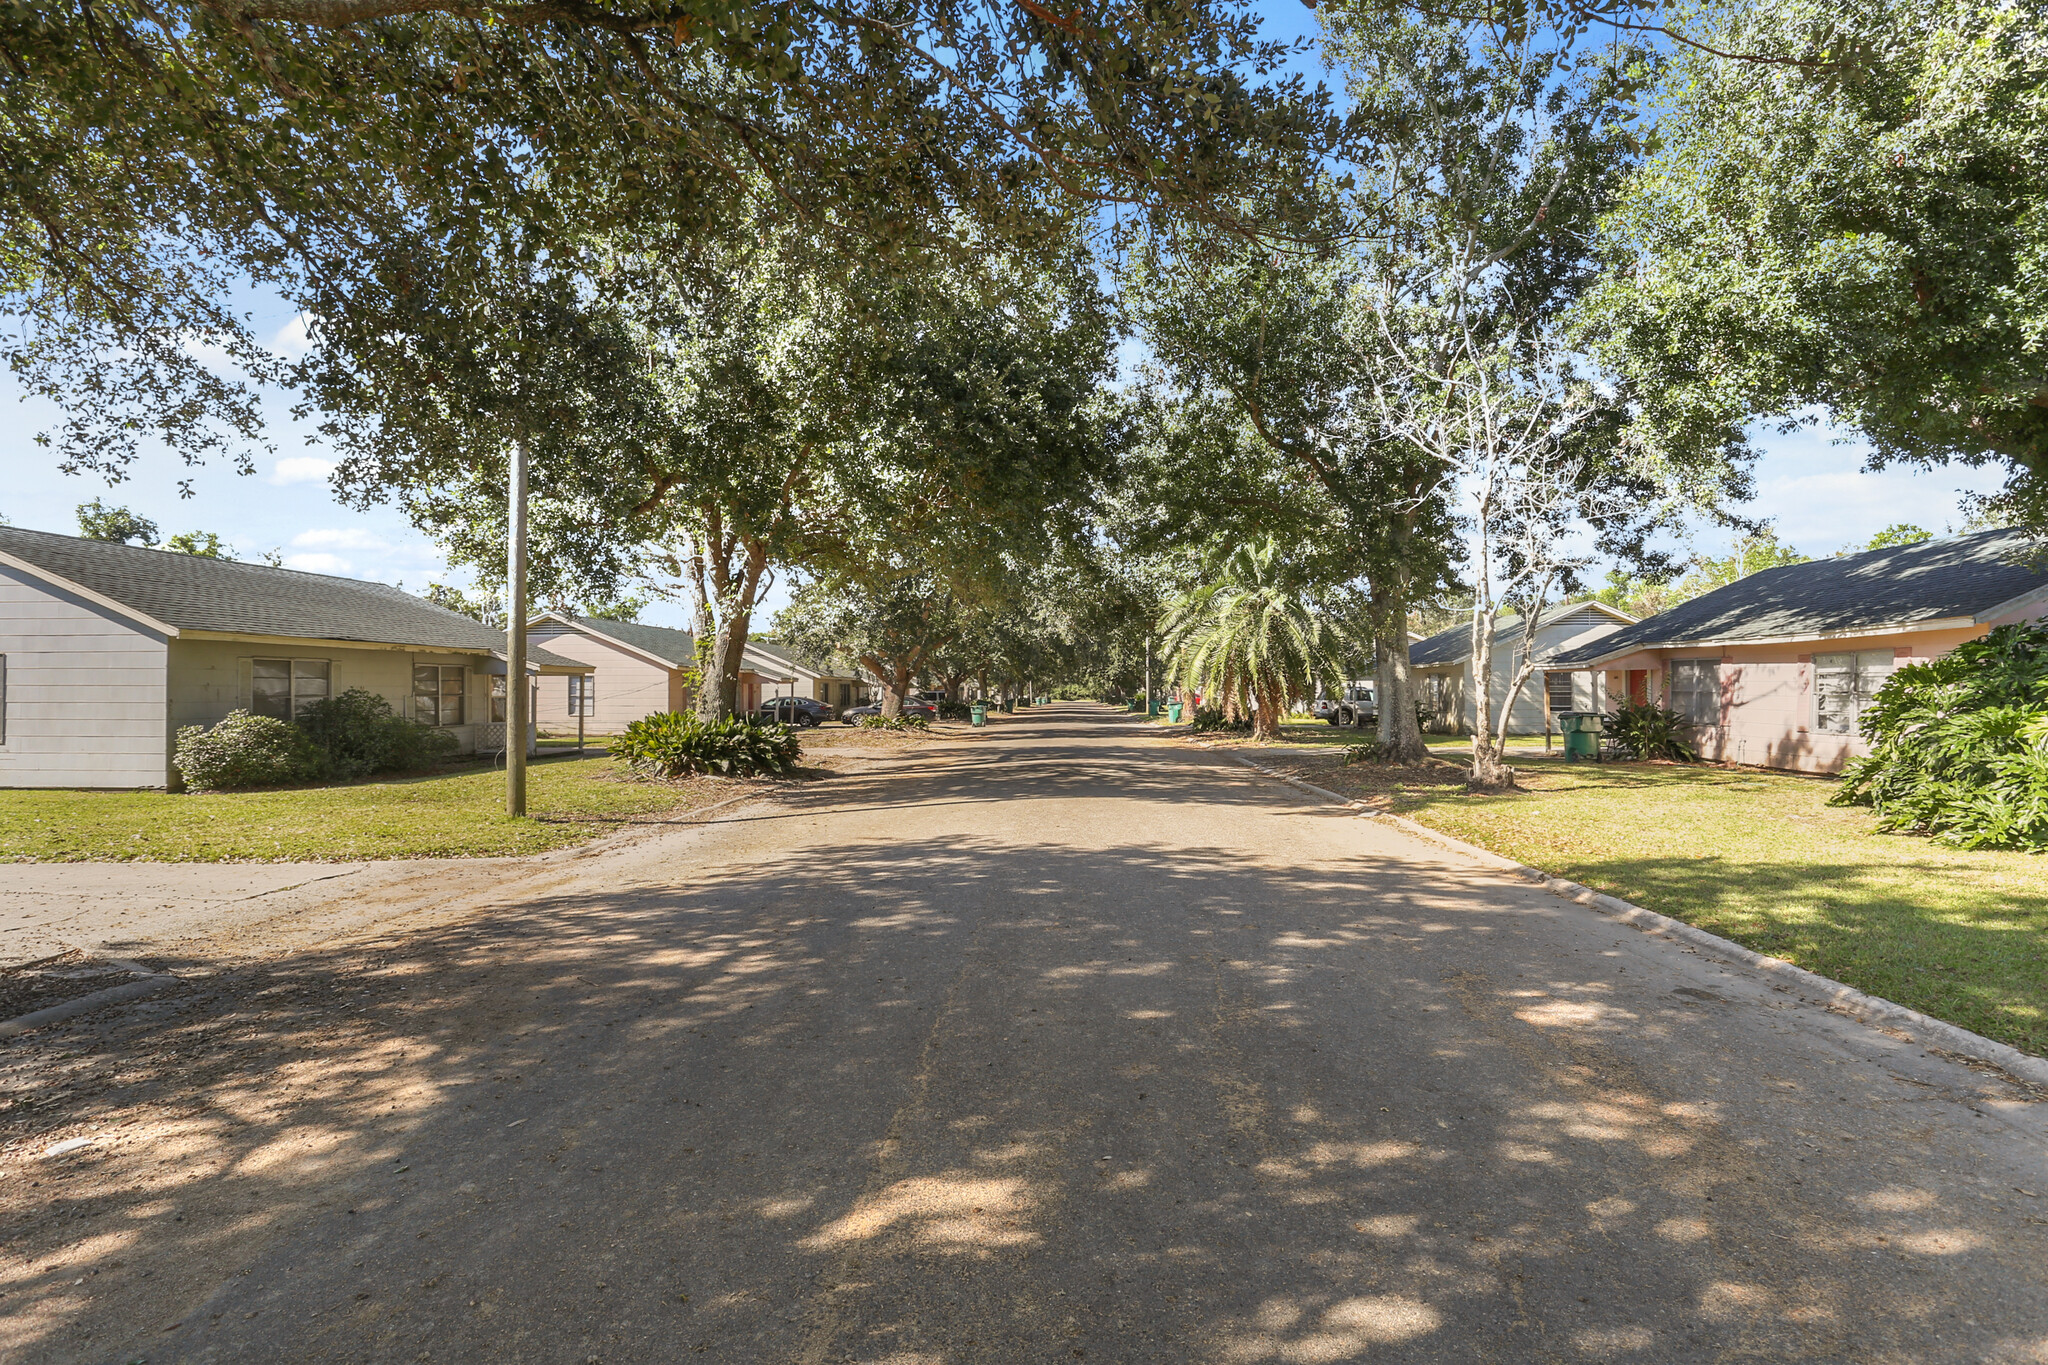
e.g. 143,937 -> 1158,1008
284,552 -> 351,575
271,313 -> 315,359
270,455 -> 337,486
291,527 -> 388,551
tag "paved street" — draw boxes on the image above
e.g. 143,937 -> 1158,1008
7,703 -> 2047,1363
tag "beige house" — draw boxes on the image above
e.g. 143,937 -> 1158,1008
1410,601 -> 1636,735
525,613 -> 798,733
0,527 -> 589,789
1549,528 -> 2048,773
745,638 -> 869,716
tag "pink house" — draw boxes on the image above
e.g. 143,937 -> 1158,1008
1547,529 -> 2048,773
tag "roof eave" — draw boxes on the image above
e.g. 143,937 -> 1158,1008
1554,615 -> 1984,669
1973,582 -> 2048,625
529,611 -> 686,671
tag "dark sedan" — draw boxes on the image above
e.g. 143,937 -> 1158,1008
756,696 -> 835,727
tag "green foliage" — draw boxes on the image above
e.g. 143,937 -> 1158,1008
1587,0 -> 2048,527
1160,540 -> 1348,740
609,713 -> 802,778
1604,701 -> 1700,762
1189,705 -> 1252,734
174,712 -> 327,790
857,714 -> 931,733
1865,524 -> 1934,550
1342,739 -> 1390,765
76,500 -> 157,546
1676,530 -> 1810,599
933,701 -> 973,721
164,530 -> 231,558
423,583 -> 505,627
1833,624 -> 2048,849
297,689 -> 458,780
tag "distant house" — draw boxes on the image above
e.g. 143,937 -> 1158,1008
1409,601 -> 1636,735
745,638 -> 870,716
525,612 -> 797,732
1547,528 -> 2048,773
0,527 -> 590,789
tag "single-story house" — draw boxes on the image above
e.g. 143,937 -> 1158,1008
524,612 -> 797,733
744,638 -> 870,716
0,526 -> 590,789
1547,527 -> 2048,773
1410,601 -> 1637,735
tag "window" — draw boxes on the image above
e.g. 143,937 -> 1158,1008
491,674 -> 507,723
568,674 -> 595,718
1814,650 -> 1895,736
1545,672 -> 1574,714
251,658 -> 331,720
413,664 -> 466,727
1671,660 -> 1722,726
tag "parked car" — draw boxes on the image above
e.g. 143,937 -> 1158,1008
1329,682 -> 1377,728
1310,698 -> 1339,722
842,697 -> 938,723
757,696 -> 833,727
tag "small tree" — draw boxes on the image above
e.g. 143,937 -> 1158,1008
1159,540 -> 1346,740
77,500 -> 158,546
164,530 -> 231,559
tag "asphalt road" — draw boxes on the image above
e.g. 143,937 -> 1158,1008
16,704 -> 2048,1363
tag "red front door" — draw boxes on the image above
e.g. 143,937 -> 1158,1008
1626,669 -> 1650,705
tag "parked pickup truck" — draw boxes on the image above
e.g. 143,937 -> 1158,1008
1326,682 -> 1378,729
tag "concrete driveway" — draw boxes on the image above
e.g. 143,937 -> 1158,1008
5,703 -> 2045,1363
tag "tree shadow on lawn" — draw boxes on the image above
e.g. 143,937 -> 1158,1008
6,832 -> 2041,1363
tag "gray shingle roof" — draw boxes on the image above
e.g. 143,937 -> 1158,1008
1408,603 -> 1629,668
743,637 -> 837,677
1548,528 -> 2048,667
0,526 -> 585,667
557,614 -> 697,668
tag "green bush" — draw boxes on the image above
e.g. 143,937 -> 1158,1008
857,713 -> 931,732
174,711 -> 328,790
298,688 -> 458,778
934,700 -> 973,721
1189,704 -> 1252,734
1342,738 -> 1389,764
1603,701 -> 1700,762
610,712 -> 803,777
1833,622 -> 2048,849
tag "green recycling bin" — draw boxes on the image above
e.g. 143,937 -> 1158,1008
1558,711 -> 1604,761
970,703 -> 988,727
1168,702 -> 1184,723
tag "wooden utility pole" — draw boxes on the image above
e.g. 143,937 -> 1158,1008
506,437 -> 529,817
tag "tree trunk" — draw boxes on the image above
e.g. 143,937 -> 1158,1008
1252,682 -> 1283,740
1374,518 -> 1428,762
692,541 -> 767,722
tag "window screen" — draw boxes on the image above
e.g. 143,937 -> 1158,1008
1671,660 -> 1721,725
414,665 -> 466,727
1813,650 -> 1895,736
252,658 -> 330,719
1545,672 -> 1574,713
492,674 -> 508,723
567,675 -> 595,718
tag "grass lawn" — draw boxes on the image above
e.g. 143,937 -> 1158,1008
1255,752 -> 2048,1059
0,756 -> 755,863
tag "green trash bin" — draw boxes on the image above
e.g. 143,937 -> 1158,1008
970,703 -> 988,727
1168,702 -> 1184,723
1558,711 -> 1604,761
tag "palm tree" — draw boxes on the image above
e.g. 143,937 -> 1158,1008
1159,540 -> 1346,740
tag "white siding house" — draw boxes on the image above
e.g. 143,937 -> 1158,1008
1410,602 -> 1636,736
0,527 -> 589,789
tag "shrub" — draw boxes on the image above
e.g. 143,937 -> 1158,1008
934,700 -> 973,721
1342,738 -> 1389,764
1603,701 -> 1700,762
174,711 -> 328,790
857,713 -> 931,732
1833,622 -> 2048,849
298,688 -> 458,778
609,712 -> 802,777
1189,704 -> 1252,734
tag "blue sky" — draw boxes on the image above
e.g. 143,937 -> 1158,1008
0,0 -> 2007,624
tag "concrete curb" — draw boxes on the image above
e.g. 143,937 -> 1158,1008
1227,752 -> 2048,1089
0,972 -> 177,1041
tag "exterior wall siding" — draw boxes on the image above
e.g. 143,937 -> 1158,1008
1590,622 -> 2003,774
528,623 -> 679,734
1429,607 -> 1629,736
0,567 -> 170,788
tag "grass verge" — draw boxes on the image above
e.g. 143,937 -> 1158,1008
1255,752 -> 2048,1059
0,756 -> 754,862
